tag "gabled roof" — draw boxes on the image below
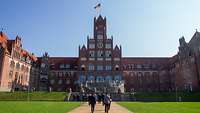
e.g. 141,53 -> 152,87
189,31 -> 200,44
114,45 -> 120,50
81,45 -> 87,50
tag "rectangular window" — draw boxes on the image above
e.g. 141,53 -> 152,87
9,71 -> 13,79
97,65 -> 103,70
105,44 -> 111,49
88,64 -> 95,70
114,58 -> 120,61
105,65 -> 112,70
89,44 -> 95,49
60,64 -> 70,69
80,57 -> 87,61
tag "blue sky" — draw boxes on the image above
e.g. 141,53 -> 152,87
1,0 -> 200,57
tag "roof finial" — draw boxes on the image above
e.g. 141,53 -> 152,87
196,29 -> 198,32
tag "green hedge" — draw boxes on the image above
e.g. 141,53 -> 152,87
0,92 -> 68,101
128,92 -> 200,102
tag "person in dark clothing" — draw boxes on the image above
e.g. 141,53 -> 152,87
101,94 -> 105,105
88,93 -> 96,113
97,94 -> 101,103
103,94 -> 112,113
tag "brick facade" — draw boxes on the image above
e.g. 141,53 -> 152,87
1,15 -> 200,92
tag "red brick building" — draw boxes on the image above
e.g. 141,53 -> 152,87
0,31 -> 37,91
1,15 -> 200,92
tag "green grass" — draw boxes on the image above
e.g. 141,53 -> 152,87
118,102 -> 200,113
0,92 -> 67,101
0,101 -> 81,113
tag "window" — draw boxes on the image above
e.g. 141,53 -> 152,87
60,64 -> 70,69
58,80 -> 62,85
105,44 -> 111,49
80,57 -> 87,61
97,34 -> 103,39
50,79 -> 55,84
97,51 -> 103,57
89,44 -> 95,49
97,43 -> 103,48
97,65 -> 103,70
97,58 -> 103,61
66,80 -> 70,84
10,61 -> 15,68
88,64 -> 95,70
79,75 -> 86,83
9,71 -> 13,79
89,51 -> 95,57
105,51 -> 111,57
87,75 -> 94,82
16,63 -> 20,70
105,76 -> 112,82
105,65 -> 112,70
96,76 -> 104,82
105,58 -> 111,61
89,58 -> 95,61
114,75 -> 122,81
114,58 -> 120,61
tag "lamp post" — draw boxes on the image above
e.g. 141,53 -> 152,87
175,86 -> 177,102
27,84 -> 30,101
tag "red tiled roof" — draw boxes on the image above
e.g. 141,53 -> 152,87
0,31 -> 8,43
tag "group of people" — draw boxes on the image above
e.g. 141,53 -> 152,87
88,93 -> 112,113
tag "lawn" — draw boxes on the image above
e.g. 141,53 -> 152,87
118,102 -> 200,113
0,101 -> 81,113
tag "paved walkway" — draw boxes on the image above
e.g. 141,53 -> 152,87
68,102 -> 132,113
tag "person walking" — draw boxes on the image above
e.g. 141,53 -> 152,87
88,93 -> 96,113
103,94 -> 112,113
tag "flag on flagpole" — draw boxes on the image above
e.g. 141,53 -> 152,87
94,3 -> 101,9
